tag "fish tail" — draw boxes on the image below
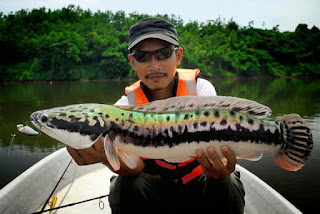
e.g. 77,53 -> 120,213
273,114 -> 313,171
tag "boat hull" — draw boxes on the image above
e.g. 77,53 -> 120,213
0,148 -> 302,214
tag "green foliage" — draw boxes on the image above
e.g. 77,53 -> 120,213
0,6 -> 319,81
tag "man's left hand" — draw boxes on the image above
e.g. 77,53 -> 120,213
195,146 -> 236,179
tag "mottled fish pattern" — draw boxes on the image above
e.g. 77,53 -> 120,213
30,96 -> 313,172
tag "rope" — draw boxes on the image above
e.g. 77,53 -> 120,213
8,131 -> 21,175
30,194 -> 109,214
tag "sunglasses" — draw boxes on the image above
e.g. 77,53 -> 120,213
131,47 -> 178,62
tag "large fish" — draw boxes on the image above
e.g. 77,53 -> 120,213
30,96 -> 313,172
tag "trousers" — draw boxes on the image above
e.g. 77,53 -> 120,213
108,171 -> 245,214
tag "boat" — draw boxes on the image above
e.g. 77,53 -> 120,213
0,148 -> 302,214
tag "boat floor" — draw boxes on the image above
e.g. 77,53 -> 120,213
40,166 -> 113,213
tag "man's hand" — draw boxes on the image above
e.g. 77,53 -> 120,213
66,137 -> 107,165
195,146 -> 236,179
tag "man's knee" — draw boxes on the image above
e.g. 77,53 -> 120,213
109,175 -> 142,202
108,174 -> 156,213
203,171 -> 245,213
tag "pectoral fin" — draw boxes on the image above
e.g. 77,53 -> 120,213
103,135 -> 120,171
117,149 -> 139,169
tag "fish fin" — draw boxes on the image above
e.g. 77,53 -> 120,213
273,114 -> 313,171
114,96 -> 271,119
103,134 -> 120,171
117,149 -> 138,169
113,104 -> 135,110
238,152 -> 264,161
164,157 -> 191,163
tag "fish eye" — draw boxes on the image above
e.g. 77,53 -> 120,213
41,114 -> 48,123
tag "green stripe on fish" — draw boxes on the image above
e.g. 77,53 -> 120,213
30,96 -> 313,172
111,109 -> 281,147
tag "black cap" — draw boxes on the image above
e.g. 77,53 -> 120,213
128,17 -> 179,50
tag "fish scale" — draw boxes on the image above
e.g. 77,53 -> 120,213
30,96 -> 313,172
115,109 -> 276,139
112,109 -> 281,152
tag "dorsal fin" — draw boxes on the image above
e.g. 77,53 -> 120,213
114,96 -> 272,119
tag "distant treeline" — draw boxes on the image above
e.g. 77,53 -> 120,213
0,5 -> 319,81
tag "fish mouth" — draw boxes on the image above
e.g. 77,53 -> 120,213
30,112 -> 41,127
30,112 -> 49,133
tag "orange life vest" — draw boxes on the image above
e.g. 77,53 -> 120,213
125,68 -> 203,184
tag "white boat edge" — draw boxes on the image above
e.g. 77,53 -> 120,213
0,148 -> 302,214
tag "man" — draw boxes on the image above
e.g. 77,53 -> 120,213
67,17 -> 245,214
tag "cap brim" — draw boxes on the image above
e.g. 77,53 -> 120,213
128,33 -> 178,50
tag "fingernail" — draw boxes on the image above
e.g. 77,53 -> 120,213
196,150 -> 202,157
208,147 -> 214,154
222,146 -> 228,153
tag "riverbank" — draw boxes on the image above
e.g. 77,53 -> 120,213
1,74 -> 319,85
1,6 -> 319,83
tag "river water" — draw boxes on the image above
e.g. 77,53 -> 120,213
0,78 -> 319,213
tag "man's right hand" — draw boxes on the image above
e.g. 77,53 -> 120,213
66,137 -> 107,166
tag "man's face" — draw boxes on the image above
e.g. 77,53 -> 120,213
128,39 -> 183,91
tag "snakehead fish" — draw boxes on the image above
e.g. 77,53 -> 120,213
30,96 -> 313,171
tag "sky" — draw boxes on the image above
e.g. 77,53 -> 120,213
0,0 -> 319,32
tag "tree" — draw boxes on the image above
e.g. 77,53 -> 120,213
1,5 -> 319,82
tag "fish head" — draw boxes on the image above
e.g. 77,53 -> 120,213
30,110 -> 56,134
30,104 -> 109,149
